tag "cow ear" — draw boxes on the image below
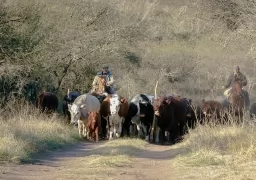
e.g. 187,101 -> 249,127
165,99 -> 171,105
120,98 -> 126,103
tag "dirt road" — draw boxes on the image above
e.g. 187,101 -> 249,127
0,141 -> 184,180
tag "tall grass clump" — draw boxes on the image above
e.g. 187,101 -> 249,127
0,100 -> 79,163
174,116 -> 256,167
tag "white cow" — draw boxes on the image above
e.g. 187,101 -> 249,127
68,93 -> 101,139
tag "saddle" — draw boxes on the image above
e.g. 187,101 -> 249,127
91,92 -> 107,103
228,89 -> 246,99
225,89 -> 250,108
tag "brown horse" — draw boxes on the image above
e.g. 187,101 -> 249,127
228,77 -> 245,117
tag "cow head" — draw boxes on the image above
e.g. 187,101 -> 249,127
139,100 -> 151,117
68,104 -> 81,124
109,94 -> 121,116
157,97 -> 172,117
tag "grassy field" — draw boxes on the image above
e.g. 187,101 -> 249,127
0,102 -> 80,163
171,119 -> 256,179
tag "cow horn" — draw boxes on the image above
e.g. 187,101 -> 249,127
154,81 -> 159,99
67,88 -> 70,98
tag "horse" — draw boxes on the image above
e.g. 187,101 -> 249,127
227,77 -> 246,118
93,75 -> 107,95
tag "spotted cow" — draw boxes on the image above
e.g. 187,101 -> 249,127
122,94 -> 155,141
100,94 -> 129,140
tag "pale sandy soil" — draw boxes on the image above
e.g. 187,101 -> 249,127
0,141 -> 185,180
1,141 -> 255,180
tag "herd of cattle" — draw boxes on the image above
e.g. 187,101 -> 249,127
35,90 -> 256,144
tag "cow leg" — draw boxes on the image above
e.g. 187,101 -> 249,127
136,124 -> 142,139
161,130 -> 165,145
86,127 -> 90,139
83,124 -> 88,139
116,122 -> 122,138
146,124 -> 152,141
109,127 -> 114,140
78,121 -> 83,138
113,124 -> 117,138
121,120 -> 130,138
109,118 -> 114,140
95,127 -> 99,143
154,126 -> 160,144
141,124 -> 149,141
130,124 -> 134,137
101,116 -> 107,139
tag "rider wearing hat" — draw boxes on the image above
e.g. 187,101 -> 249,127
222,65 -> 249,107
92,65 -> 115,95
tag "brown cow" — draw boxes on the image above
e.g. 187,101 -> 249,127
100,94 -> 129,140
36,91 -> 58,113
87,112 -> 101,142
201,99 -> 229,124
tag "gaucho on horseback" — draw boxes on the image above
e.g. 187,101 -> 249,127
91,65 -> 116,96
222,65 -> 250,107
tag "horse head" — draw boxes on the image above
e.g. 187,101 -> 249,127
96,75 -> 107,94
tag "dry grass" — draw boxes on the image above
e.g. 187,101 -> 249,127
171,118 -> 256,179
0,102 -> 79,163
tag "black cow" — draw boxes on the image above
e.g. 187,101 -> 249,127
153,95 -> 188,144
62,91 -> 81,123
36,91 -> 59,113
184,98 -> 205,131
121,94 -> 155,141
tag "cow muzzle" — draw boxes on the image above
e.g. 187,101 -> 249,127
111,111 -> 117,115
140,114 -> 145,117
